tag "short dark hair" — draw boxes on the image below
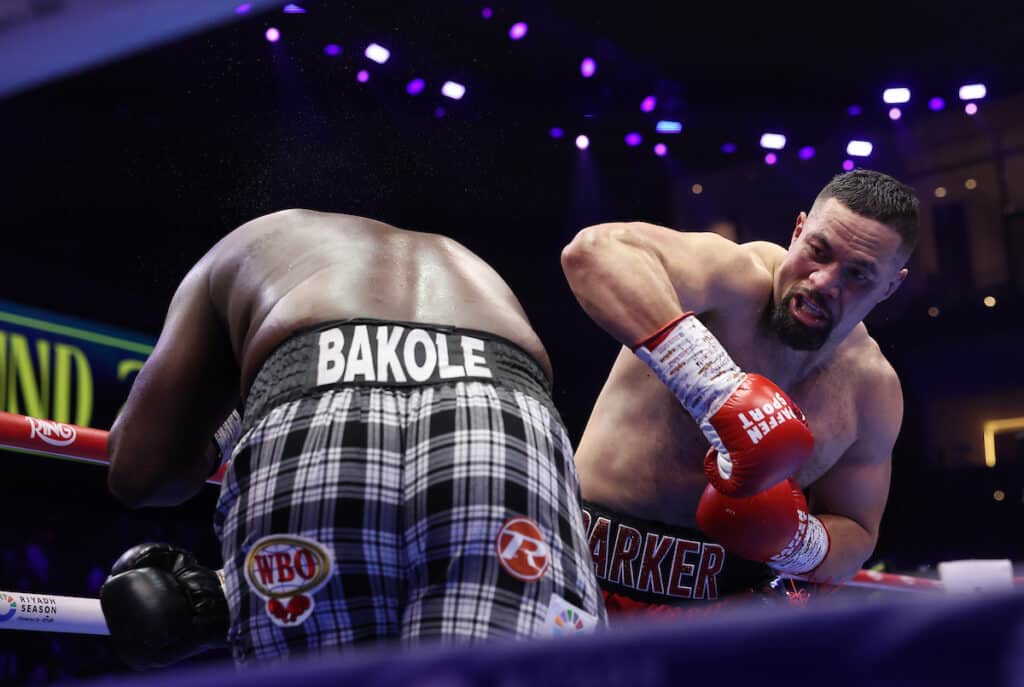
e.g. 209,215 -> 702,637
813,169 -> 919,255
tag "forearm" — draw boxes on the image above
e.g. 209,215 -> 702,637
561,223 -> 684,345
107,417 -> 216,508
805,514 -> 876,583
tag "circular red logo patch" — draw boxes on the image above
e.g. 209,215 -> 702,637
495,516 -> 550,581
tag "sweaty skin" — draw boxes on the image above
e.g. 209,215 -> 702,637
562,198 -> 907,582
108,209 -> 551,507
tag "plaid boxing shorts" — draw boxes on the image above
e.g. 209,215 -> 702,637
214,319 -> 606,662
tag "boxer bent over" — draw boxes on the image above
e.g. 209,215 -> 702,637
561,170 -> 918,616
103,210 -> 605,666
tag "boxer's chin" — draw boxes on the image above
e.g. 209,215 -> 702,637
768,294 -> 831,351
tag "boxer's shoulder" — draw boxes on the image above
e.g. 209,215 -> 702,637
835,327 -> 903,433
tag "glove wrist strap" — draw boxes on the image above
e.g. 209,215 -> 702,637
768,512 -> 831,575
633,312 -> 745,422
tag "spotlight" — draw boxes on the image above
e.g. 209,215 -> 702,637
365,43 -> 390,64
441,81 -> 466,100
959,83 -> 987,101
509,22 -> 528,40
576,135 -> 590,150
846,140 -> 873,157
882,87 -> 911,104
759,133 -> 786,150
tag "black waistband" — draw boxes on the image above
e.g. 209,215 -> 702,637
244,319 -> 557,426
581,500 -> 776,604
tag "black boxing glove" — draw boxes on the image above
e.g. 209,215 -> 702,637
99,543 -> 229,670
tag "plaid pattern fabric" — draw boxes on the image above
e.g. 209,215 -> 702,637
214,380 -> 604,662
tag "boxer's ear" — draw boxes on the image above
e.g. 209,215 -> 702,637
879,268 -> 909,302
790,212 -> 807,245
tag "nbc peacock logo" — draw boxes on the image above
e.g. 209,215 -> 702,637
0,594 -> 16,622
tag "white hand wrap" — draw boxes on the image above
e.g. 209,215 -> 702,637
213,410 -> 242,467
634,314 -> 746,425
768,511 -> 830,575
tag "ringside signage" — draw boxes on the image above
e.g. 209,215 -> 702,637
0,300 -> 154,433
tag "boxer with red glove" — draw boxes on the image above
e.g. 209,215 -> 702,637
634,312 -> 814,497
696,479 -> 831,575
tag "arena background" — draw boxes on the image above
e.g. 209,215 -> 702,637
1,1 -> 1023,683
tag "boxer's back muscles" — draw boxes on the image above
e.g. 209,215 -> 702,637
109,209 -> 551,506
574,241 -> 893,529
207,210 -> 552,390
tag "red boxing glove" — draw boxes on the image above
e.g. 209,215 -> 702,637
634,313 -> 813,497
702,374 -> 814,497
696,479 -> 830,575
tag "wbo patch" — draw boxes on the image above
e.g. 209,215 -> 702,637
496,516 -> 550,582
544,593 -> 599,638
243,534 -> 334,628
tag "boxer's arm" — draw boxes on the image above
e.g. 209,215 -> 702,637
560,223 -> 764,346
108,254 -> 240,508
804,369 -> 902,582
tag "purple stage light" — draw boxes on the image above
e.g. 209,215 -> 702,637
965,102 -> 978,115
581,57 -> 596,78
847,104 -> 862,116
283,4 -> 306,13
265,27 -> 281,43
654,143 -> 667,157
356,69 -> 370,83
576,135 -> 590,150
928,97 -> 945,111
842,159 -> 855,171
509,22 -> 528,40
435,106 -> 446,118
721,142 -> 737,154
798,146 -> 815,160
406,78 -> 425,95
889,107 -> 902,120
442,81 -> 466,100
549,127 -> 564,139
481,7 -> 493,19
656,120 -> 682,134
625,132 -> 642,147
323,44 -> 342,57
640,95 -> 656,113
235,3 -> 252,14
764,152 -> 777,166
365,43 -> 390,64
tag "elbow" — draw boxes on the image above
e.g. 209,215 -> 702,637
107,468 -> 151,509
106,427 -> 153,509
